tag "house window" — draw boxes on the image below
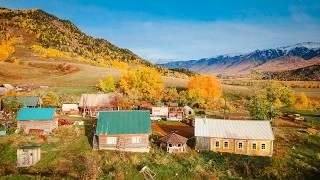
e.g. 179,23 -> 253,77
261,143 -> 266,150
169,144 -> 172,147
252,143 -> 257,150
215,140 -> 220,148
132,136 -> 141,144
107,137 -> 117,144
238,142 -> 243,149
224,141 -> 229,149
178,144 -> 181,147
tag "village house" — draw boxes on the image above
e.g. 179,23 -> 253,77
195,118 -> 274,156
138,103 -> 153,113
167,102 -> 183,121
16,108 -> 57,134
152,105 -> 168,117
159,132 -> 188,153
93,111 -> 151,152
79,93 -> 117,117
61,104 -> 79,115
2,96 -> 42,108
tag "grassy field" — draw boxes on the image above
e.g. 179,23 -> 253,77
223,84 -> 320,98
0,119 -> 319,179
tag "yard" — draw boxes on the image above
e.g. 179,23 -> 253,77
0,118 -> 319,179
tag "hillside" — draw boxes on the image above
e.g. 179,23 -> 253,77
159,42 -> 320,78
266,64 -> 320,81
0,8 -> 149,65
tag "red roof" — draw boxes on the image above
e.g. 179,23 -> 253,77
159,132 -> 188,144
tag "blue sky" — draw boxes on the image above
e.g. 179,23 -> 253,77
1,0 -> 320,62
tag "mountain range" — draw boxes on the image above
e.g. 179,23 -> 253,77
159,42 -> 320,77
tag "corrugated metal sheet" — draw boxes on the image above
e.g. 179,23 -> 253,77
96,111 -> 151,135
195,118 -> 274,140
79,93 -> 115,107
16,108 -> 56,121
4,96 -> 41,107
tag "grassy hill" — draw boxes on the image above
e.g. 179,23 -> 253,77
0,8 -> 148,65
267,64 -> 320,81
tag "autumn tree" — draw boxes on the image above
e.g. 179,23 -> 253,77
0,38 -> 16,61
187,75 -> 221,108
119,66 -> 164,102
98,74 -> 116,93
293,92 -> 309,110
249,71 -> 295,120
163,87 -> 179,102
42,92 -> 59,107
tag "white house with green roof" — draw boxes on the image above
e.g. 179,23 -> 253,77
94,111 -> 151,152
16,108 -> 57,134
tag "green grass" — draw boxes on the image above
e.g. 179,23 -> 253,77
1,120 -> 319,179
281,107 -> 320,129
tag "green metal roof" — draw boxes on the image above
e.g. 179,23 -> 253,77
96,111 -> 151,135
16,108 -> 56,121
4,96 -> 41,107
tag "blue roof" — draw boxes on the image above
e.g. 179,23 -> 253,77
16,108 -> 56,121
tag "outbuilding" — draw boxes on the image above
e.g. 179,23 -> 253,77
16,108 -> 57,134
79,93 -> 117,117
195,118 -> 274,156
159,132 -> 188,153
94,111 -> 151,152
17,146 -> 41,167
62,104 -> 79,115
167,102 -> 183,121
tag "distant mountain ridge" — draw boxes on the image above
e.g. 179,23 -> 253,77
159,42 -> 320,77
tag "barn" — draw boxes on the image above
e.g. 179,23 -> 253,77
79,93 -> 117,117
195,118 -> 274,156
93,111 -> 151,152
16,108 -> 57,134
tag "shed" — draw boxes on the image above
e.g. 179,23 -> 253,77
3,96 -> 42,108
183,106 -> 194,116
17,146 -> 41,167
159,132 -> 188,153
94,111 -> 151,152
16,108 -> 57,134
79,93 -> 117,117
152,106 -> 168,117
62,104 -> 79,115
195,118 -> 274,156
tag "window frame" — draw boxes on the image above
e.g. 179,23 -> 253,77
261,143 -> 266,151
252,142 -> 257,150
238,142 -> 243,150
215,140 -> 220,148
107,137 -> 117,145
131,136 -> 141,144
223,141 -> 229,149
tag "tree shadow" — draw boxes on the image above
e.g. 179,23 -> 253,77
84,124 -> 95,148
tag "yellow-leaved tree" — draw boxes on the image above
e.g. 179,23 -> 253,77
98,74 -> 116,93
119,66 -> 164,102
187,74 -> 222,108
0,38 -> 16,61
293,92 -> 309,110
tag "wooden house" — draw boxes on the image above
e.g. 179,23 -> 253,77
138,103 -> 153,113
79,93 -> 117,117
3,96 -> 42,108
93,111 -> 151,152
16,108 -> 57,134
152,106 -> 168,117
159,132 -> 188,153
17,146 -> 41,167
62,104 -> 79,115
167,102 -> 183,121
195,118 -> 274,157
